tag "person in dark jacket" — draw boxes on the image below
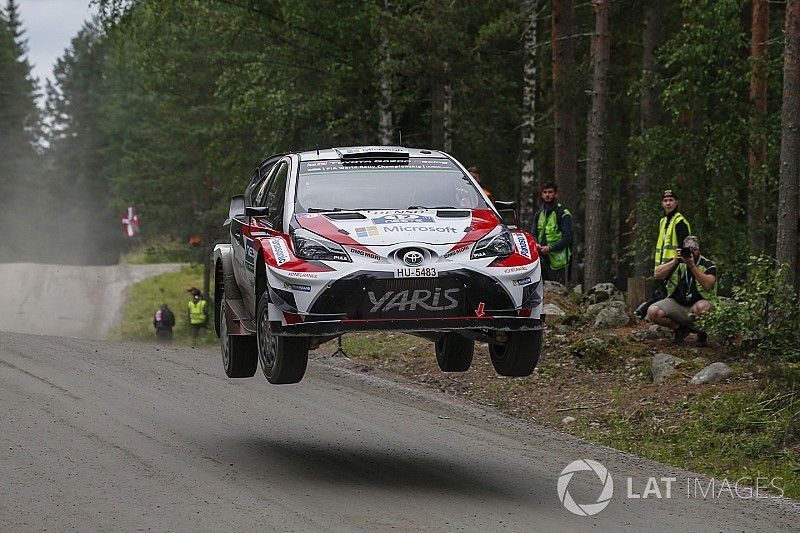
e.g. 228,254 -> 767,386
153,304 -> 175,342
532,182 -> 573,285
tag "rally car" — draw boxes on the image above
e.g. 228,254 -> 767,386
213,146 -> 543,384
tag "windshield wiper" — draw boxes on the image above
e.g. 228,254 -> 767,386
407,205 -> 458,209
306,207 -> 346,213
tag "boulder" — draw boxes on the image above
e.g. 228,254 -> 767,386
543,280 -> 568,295
594,305 -> 630,329
690,362 -> 733,385
583,282 -> 623,305
631,326 -> 660,341
562,416 -> 577,425
542,303 -> 566,316
585,300 -> 627,321
651,353 -> 685,384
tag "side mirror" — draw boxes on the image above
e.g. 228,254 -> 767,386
494,200 -> 518,228
245,206 -> 270,217
223,195 -> 245,227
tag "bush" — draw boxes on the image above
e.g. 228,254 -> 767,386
697,256 -> 800,361
120,236 -> 203,264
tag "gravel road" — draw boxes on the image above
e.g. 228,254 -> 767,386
0,264 -> 797,531
0,262 -> 182,339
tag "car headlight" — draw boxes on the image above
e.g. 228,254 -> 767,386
471,229 -> 514,259
291,228 -> 351,262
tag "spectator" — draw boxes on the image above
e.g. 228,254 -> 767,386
646,236 -> 716,346
187,290 -> 209,346
153,303 -> 175,343
531,181 -> 573,285
654,189 -> 691,268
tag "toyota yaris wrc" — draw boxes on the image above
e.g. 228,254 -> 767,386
213,146 -> 543,384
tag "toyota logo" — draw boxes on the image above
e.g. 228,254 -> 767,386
403,250 -> 424,266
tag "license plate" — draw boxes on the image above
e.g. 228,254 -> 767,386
394,267 -> 437,278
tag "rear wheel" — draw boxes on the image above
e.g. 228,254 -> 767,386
220,295 -> 258,378
435,333 -> 474,372
489,329 -> 542,377
256,291 -> 308,384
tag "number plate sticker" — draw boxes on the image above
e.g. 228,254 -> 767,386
394,267 -> 438,278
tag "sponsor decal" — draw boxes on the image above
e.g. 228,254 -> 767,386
504,266 -> 529,273
268,237 -> 290,265
244,237 -> 256,270
372,214 -> 435,225
283,282 -> 312,292
382,226 -> 458,233
355,226 -> 379,238
513,276 -> 533,287
514,233 -> 532,259
443,245 -> 469,258
286,271 -> 319,279
367,287 -> 460,312
349,247 -> 381,261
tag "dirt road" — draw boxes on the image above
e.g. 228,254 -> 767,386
0,263 -> 182,339
0,264 -> 797,531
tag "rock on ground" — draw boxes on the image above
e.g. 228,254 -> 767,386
690,362 -> 733,385
595,306 -> 630,329
583,282 -> 623,305
651,353 -> 685,384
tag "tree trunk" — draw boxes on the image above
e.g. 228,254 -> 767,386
552,0 -> 577,209
777,0 -> 800,288
378,0 -> 393,146
520,0 -> 539,228
748,0 -> 769,251
634,2 -> 663,277
584,0 -> 611,289
443,61 -> 452,153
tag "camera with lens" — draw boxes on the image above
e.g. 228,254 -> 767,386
679,246 -> 693,260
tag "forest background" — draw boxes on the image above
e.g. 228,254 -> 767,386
1,0 -> 799,298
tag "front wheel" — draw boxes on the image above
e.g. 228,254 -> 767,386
256,291 -> 308,384
489,329 -> 542,377
435,333 -> 474,372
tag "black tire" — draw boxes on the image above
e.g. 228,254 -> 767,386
256,292 -> 308,384
435,333 -> 474,372
220,295 -> 258,378
489,329 -> 542,377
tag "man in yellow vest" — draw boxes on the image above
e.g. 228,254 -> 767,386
654,189 -> 691,268
532,182 -> 573,285
646,236 -> 717,346
187,288 -> 209,346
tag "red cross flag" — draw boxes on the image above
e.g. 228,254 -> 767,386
122,206 -> 140,237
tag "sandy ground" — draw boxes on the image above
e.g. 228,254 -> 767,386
0,262 -> 182,339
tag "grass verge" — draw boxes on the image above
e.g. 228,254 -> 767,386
113,265 -> 216,346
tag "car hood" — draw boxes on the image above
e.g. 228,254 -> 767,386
294,209 -> 499,247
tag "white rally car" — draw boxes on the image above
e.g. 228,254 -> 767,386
213,146 -> 543,384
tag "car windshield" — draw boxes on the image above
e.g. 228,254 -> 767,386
295,158 -> 488,212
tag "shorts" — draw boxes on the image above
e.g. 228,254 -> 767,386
651,297 -> 692,325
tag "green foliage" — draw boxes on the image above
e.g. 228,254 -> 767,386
113,264 -> 216,345
697,256 -> 800,360
594,386 -> 800,499
119,236 -> 200,264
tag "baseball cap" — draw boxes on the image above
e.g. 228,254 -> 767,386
662,189 -> 677,200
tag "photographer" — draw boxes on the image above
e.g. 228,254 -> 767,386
646,236 -> 717,346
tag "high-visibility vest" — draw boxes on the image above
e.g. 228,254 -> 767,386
535,204 -> 572,270
188,300 -> 207,325
654,212 -> 690,265
666,258 -> 718,304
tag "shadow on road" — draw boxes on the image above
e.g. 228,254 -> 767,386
223,435 -> 539,503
